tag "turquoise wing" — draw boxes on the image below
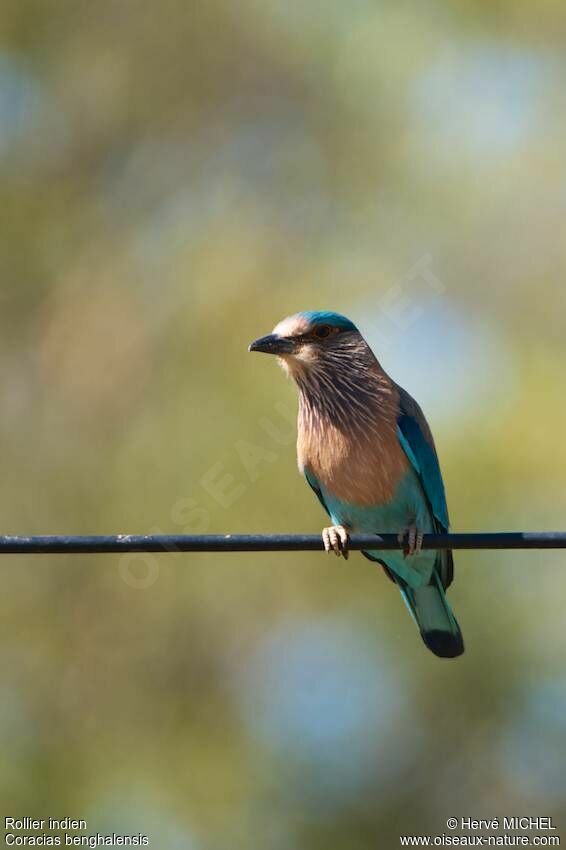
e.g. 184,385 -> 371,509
304,467 -> 331,517
396,388 -> 449,532
396,388 -> 453,588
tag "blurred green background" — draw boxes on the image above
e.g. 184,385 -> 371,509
1,1 -> 566,847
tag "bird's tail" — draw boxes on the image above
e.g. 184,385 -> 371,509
396,560 -> 464,658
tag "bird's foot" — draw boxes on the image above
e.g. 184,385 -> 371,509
398,524 -> 424,557
322,525 -> 350,559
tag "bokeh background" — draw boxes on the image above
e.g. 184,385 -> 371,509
1,1 -> 566,847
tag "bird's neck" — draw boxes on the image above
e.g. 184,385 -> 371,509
295,348 -> 397,439
293,349 -> 403,497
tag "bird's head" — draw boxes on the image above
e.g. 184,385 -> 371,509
248,311 -> 364,379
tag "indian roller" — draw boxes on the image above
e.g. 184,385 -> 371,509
249,311 -> 464,658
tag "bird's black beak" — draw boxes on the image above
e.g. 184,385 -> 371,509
248,334 -> 296,355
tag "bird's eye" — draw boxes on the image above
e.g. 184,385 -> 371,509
313,325 -> 332,339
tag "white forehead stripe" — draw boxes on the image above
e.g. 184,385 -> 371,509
273,314 -> 311,337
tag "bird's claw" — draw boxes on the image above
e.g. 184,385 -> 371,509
322,525 -> 350,559
398,525 -> 424,557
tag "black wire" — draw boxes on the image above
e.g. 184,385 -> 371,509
0,532 -> 565,554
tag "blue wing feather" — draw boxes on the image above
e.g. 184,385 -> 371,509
304,467 -> 330,517
396,399 -> 450,532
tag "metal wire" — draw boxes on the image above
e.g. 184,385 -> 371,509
0,532 -> 565,554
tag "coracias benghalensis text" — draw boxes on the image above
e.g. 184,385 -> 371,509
249,311 -> 464,658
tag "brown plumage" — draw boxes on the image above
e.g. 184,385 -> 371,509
296,366 -> 410,508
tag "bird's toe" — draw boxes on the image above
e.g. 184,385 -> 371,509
329,527 -> 341,556
398,524 -> 424,558
336,525 -> 350,559
322,525 -> 350,558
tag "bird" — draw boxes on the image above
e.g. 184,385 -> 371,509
249,310 -> 464,658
